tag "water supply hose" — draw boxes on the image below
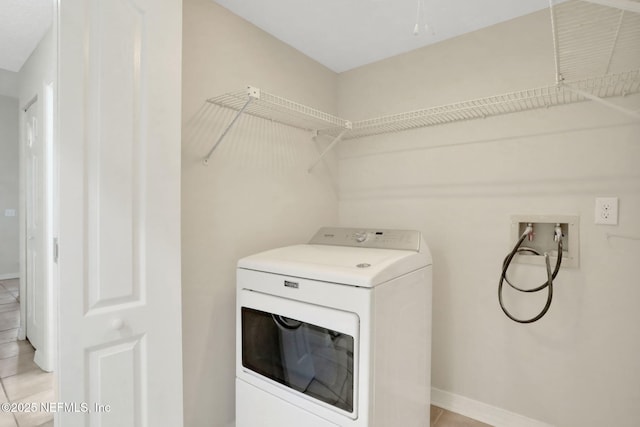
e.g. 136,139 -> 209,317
498,225 -> 563,324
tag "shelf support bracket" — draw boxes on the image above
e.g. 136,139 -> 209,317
308,123 -> 352,173
203,86 -> 260,165
548,0 -> 562,85
562,84 -> 640,120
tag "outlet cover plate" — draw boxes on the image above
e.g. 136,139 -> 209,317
595,197 -> 618,225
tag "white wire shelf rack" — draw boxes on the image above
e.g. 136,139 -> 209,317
551,0 -> 640,82
206,86 -> 350,132
202,1 -> 639,166
203,86 -> 351,168
338,70 -> 640,140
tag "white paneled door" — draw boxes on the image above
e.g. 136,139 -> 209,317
24,100 -> 45,359
57,0 -> 184,426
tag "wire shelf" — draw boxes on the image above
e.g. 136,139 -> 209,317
203,1 -> 640,159
206,87 -> 350,132
339,70 -> 640,140
553,0 -> 640,81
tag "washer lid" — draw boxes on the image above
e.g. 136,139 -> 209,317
238,243 -> 432,288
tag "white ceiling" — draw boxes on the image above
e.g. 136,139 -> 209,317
0,0 -> 53,72
213,0 -> 553,73
1,0 -> 554,74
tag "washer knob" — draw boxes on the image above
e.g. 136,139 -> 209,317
354,231 -> 368,243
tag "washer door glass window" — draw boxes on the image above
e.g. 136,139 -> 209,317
241,307 -> 354,413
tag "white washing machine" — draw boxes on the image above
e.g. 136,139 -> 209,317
236,227 -> 433,427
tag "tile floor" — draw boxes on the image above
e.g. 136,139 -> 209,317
0,279 -> 54,427
0,278 -> 489,427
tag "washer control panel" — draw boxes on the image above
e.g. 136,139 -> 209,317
309,227 -> 421,251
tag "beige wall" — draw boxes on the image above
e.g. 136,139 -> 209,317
182,4 -> 640,426
0,70 -> 19,278
0,94 -> 19,278
337,9 -> 640,427
181,1 -> 339,425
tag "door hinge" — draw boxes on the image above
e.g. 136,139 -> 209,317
53,237 -> 59,263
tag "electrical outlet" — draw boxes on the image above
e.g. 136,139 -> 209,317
595,197 -> 618,225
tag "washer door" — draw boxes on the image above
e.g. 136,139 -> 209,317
238,289 -> 359,418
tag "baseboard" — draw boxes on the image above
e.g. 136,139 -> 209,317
0,273 -> 19,281
431,388 -> 554,427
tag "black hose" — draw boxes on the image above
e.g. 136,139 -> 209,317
498,233 -> 563,324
